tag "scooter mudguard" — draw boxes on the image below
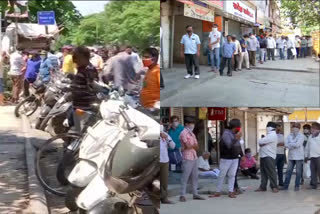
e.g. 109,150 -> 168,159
48,101 -> 72,117
40,105 -> 52,117
76,174 -> 109,211
68,160 -> 97,187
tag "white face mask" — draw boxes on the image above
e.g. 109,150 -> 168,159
304,129 -> 310,134
292,127 -> 300,134
173,122 -> 179,128
212,27 -> 217,32
267,127 -> 275,132
188,124 -> 195,131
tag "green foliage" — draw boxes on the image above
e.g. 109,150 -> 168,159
0,0 -> 82,34
61,1 -> 160,49
280,0 -> 320,30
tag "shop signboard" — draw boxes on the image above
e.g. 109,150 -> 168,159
208,107 -> 226,121
200,0 -> 223,10
225,1 -> 255,23
177,0 -> 194,5
199,107 -> 208,120
184,3 -> 214,22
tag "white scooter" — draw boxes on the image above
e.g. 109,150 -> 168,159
66,90 -> 160,213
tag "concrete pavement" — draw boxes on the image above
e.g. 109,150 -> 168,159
161,58 -> 320,107
161,177 -> 320,214
0,106 -> 29,213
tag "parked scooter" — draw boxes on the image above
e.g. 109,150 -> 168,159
35,77 -> 72,130
65,90 -> 160,213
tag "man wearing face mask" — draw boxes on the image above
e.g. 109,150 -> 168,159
305,122 -> 320,189
179,116 -> 205,202
140,48 -> 160,109
209,119 -> 242,199
180,25 -> 201,79
255,122 -> 279,193
38,50 -> 54,83
160,124 -> 176,204
247,33 -> 258,67
208,24 -> 221,72
280,123 -> 304,191
168,116 -> 184,172
240,148 -> 259,179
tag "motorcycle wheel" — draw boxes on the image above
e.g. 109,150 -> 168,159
14,95 -> 39,118
35,117 -> 44,129
35,133 -> 80,196
56,150 -> 78,186
65,186 -> 83,211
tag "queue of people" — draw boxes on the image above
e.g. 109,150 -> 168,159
2,44 -> 160,110
160,116 -> 320,203
179,24 -> 314,79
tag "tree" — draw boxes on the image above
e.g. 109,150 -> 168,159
0,0 -> 82,34
103,1 -> 160,48
280,0 -> 320,31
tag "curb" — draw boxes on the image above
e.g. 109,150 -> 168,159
253,66 -> 318,73
22,115 -> 49,214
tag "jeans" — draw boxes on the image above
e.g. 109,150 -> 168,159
267,48 -> 275,60
260,48 -> 266,62
276,154 -> 286,186
210,48 -> 220,70
301,47 -> 307,58
279,48 -> 285,60
310,157 -> 320,188
207,50 -> 211,66
296,47 -> 300,58
219,57 -> 232,75
287,48 -> 294,60
160,71 -> 164,88
184,54 -> 200,75
284,160 -> 303,188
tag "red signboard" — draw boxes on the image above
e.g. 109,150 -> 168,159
208,107 -> 227,120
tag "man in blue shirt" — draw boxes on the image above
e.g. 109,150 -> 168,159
180,25 -> 201,79
24,51 -> 41,97
39,50 -> 54,83
220,35 -> 236,77
168,115 -> 184,172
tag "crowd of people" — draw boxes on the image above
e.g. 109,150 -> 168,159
0,44 -> 160,110
160,115 -> 320,204
179,24 -> 314,78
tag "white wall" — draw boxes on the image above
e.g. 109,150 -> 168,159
161,1 -> 171,69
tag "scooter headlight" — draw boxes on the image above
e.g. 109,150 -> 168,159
68,160 -> 97,187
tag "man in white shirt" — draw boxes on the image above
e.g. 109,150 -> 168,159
302,124 -> 311,184
160,125 -> 175,204
231,35 -> 242,72
267,34 -> 276,61
305,122 -> 320,189
255,122 -> 279,193
198,152 -> 219,179
8,49 -> 25,103
276,36 -> 286,60
286,37 -> 295,60
180,25 -> 201,79
295,35 -> 301,58
208,24 -> 221,72
281,123 -> 304,191
275,124 -> 285,187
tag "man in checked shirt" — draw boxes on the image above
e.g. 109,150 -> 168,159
179,116 -> 206,202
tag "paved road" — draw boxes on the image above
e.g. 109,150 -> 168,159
161,178 -> 320,214
161,67 -> 320,107
0,106 -> 29,213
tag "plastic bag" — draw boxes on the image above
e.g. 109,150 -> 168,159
303,161 -> 311,178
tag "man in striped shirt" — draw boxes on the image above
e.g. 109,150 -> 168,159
179,116 -> 205,202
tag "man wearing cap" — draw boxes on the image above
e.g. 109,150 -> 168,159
62,45 -> 76,74
179,116 -> 205,202
281,123 -> 304,191
255,122 -> 279,193
209,119 -> 242,198
305,122 -> 320,189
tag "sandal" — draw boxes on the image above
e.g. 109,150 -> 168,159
228,192 -> 237,198
254,188 -> 266,192
208,192 -> 221,198
272,188 -> 279,193
179,196 -> 186,202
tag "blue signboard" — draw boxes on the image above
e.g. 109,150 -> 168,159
37,11 -> 55,25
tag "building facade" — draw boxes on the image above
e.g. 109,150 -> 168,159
160,0 -> 280,69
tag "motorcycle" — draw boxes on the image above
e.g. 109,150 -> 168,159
14,80 -> 46,118
65,90 -> 160,213
35,77 -> 72,130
